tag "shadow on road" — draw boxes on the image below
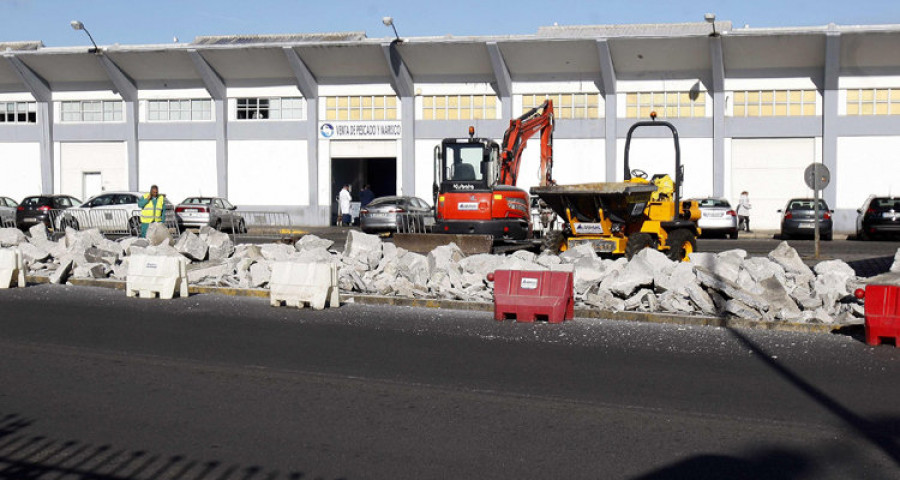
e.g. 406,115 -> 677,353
632,448 -> 810,480
0,413 -> 334,480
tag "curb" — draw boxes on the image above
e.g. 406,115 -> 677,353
24,275 -> 845,334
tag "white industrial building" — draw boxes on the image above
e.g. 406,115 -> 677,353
2,21 -> 900,231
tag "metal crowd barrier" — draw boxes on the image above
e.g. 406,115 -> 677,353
225,210 -> 294,242
395,212 -> 432,234
41,208 -> 181,239
0,216 -> 15,228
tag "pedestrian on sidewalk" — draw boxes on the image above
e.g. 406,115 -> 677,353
360,184 -> 375,208
137,184 -> 166,238
339,184 -> 353,226
737,191 -> 752,232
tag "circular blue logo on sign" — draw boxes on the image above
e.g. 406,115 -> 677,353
320,123 -> 334,138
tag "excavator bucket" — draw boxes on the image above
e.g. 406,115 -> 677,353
392,233 -> 495,255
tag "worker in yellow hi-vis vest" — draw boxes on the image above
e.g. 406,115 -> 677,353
137,184 -> 166,238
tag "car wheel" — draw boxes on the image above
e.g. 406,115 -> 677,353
237,218 -> 247,234
823,232 -> 833,241
728,230 -> 739,240
666,229 -> 696,262
857,229 -> 869,241
213,219 -> 222,231
781,232 -> 790,240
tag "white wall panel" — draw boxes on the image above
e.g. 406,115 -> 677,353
616,138 -> 714,201
836,136 -> 900,230
227,140 -> 308,206
59,142 -> 128,200
0,142 -> 41,200
518,139 -> 606,191
730,138 -> 815,230
138,140 -> 217,203
414,140 -> 438,203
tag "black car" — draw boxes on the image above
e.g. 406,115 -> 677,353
16,194 -> 81,231
856,196 -> 900,240
778,198 -> 833,241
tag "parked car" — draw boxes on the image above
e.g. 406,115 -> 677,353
15,194 -> 81,231
856,196 -> 900,240
60,191 -> 173,235
0,196 -> 18,227
175,197 -> 246,233
360,196 -> 434,234
778,198 -> 833,240
689,197 -> 739,239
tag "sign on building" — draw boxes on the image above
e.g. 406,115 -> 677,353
319,122 -> 402,140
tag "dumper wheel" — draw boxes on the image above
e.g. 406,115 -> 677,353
541,229 -> 566,253
625,233 -> 654,260
666,229 -> 696,262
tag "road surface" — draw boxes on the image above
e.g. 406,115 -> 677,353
1,285 -> 899,479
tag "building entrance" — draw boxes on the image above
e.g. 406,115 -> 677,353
331,157 -> 397,224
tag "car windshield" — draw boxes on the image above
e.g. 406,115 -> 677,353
872,198 -> 900,210
183,198 -> 214,205
368,197 -> 402,207
787,199 -> 829,210
696,199 -> 730,208
21,197 -> 50,207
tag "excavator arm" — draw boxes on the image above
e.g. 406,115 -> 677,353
498,99 -> 554,187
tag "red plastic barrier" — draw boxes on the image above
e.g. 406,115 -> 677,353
490,270 -> 574,323
858,284 -> 900,347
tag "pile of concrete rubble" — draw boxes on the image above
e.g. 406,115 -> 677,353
3,225 -> 899,325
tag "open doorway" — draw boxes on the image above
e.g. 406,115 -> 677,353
331,157 -> 397,225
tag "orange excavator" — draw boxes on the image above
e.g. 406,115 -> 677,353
430,99 -> 554,241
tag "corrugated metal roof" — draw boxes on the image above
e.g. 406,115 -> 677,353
537,22 -> 732,38
192,32 -> 367,45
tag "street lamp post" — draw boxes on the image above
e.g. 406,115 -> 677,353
705,13 -> 718,37
70,20 -> 100,54
382,17 -> 401,42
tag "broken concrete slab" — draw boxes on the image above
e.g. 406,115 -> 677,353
696,266 -> 769,312
83,247 -> 119,265
758,276 -> 802,320
574,264 -> 605,294
608,249 -> 659,297
295,234 -> 334,252
17,242 -> 50,265
186,261 -> 232,284
206,231 -> 234,261
344,230 -> 383,270
145,223 -> 172,246
624,288 -> 655,310
0,228 -> 27,247
427,243 -> 465,276
120,237 -> 149,254
175,231 -> 208,261
892,248 -> 900,273
260,243 -> 295,262
73,262 -> 108,279
249,261 -> 272,288
767,241 -> 813,276
558,242 -> 597,264
725,299 -> 763,320
685,282 -> 717,315
49,258 -> 73,284
655,261 -> 696,295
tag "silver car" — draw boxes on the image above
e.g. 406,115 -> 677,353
0,196 -> 17,228
176,197 -> 247,233
690,197 -> 739,239
360,196 -> 433,234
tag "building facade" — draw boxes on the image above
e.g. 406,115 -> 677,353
2,22 -> 900,231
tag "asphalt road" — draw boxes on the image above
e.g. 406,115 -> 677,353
1,285 -> 899,479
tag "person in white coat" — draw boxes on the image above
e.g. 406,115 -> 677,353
737,191 -> 752,232
339,184 -> 352,226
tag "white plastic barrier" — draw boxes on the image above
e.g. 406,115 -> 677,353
270,261 -> 339,310
125,254 -> 188,300
0,248 -> 25,289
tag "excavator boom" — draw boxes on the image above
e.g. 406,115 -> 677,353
498,100 -> 554,187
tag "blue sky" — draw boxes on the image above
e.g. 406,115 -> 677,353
2,0 -> 900,47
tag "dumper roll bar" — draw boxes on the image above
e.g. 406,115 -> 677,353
623,119 -> 683,215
